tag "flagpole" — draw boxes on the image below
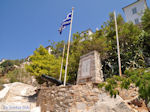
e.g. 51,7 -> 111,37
64,7 -> 74,86
59,44 -> 65,81
114,11 -> 122,77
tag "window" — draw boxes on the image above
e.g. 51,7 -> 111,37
135,18 -> 139,24
132,7 -> 137,14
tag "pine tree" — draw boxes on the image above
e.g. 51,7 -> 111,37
25,45 -> 65,81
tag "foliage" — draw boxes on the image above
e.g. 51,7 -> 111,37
0,67 -> 3,75
98,76 -> 121,98
47,12 -> 148,83
49,40 -> 66,58
49,32 -> 108,84
0,59 -> 24,67
0,84 -> 3,90
100,13 -> 144,77
25,45 -> 65,83
141,8 -> 150,58
142,8 -> 150,33
98,68 -> 150,104
0,78 -> 4,90
6,69 -> 20,83
125,68 -> 150,103
0,59 -> 24,75
67,32 -> 108,83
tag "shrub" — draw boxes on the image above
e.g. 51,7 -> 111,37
98,68 -> 150,107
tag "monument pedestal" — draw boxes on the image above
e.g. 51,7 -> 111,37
77,51 -> 104,84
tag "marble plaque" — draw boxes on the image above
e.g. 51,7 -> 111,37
81,59 -> 91,77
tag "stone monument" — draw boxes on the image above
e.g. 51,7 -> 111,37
77,51 -> 104,84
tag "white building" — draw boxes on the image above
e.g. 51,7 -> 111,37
45,46 -> 53,54
122,0 -> 148,24
80,29 -> 93,42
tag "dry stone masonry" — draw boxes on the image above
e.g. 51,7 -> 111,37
37,83 -> 134,112
77,51 -> 104,84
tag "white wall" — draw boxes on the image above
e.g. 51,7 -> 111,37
123,0 -> 147,24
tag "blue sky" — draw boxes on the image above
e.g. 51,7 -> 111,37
0,0 -> 150,60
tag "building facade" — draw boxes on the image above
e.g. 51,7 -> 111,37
80,29 -> 93,42
123,0 -> 148,24
45,46 -> 52,54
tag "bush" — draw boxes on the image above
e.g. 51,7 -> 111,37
125,68 -> 150,104
0,78 -> 4,90
25,45 -> 64,83
4,68 -> 31,84
98,68 -> 150,107
0,59 -> 24,75
6,69 -> 20,83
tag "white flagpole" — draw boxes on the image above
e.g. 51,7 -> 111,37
64,7 -> 74,86
114,11 -> 122,77
59,44 -> 65,81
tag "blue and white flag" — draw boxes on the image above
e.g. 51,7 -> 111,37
59,11 -> 72,34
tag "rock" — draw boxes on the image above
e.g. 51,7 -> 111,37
37,84 -> 136,112
76,102 -> 86,110
134,105 -> 138,109
113,102 -> 133,112
92,88 -> 99,93
51,90 -> 55,94
58,92 -> 63,96
0,82 -> 39,112
30,106 -> 41,112
131,92 -> 137,97
0,84 -> 11,101
140,110 -> 149,112
131,98 -> 143,107
147,101 -> 150,111
95,93 -> 133,112
58,88 -> 66,92
90,103 -> 114,112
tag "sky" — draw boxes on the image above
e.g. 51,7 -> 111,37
0,0 -> 150,60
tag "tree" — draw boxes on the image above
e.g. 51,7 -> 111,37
67,31 -> 108,83
49,13 -> 144,83
25,45 -> 65,82
100,13 -> 144,76
142,8 -> 150,33
141,8 -> 150,58
49,40 -> 66,58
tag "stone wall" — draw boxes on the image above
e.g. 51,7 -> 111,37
37,83 -> 134,112
37,83 -> 99,112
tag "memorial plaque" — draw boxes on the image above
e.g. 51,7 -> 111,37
81,59 -> 91,77
77,51 -> 104,84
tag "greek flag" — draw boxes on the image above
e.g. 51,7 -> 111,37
59,11 -> 72,34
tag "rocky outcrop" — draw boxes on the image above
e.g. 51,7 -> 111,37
0,82 -> 40,112
37,83 -> 135,112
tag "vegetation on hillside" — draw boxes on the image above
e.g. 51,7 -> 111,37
98,8 -> 150,108
98,68 -> 150,108
0,59 -> 33,88
26,9 -> 150,84
141,8 -> 150,57
0,67 -> 33,90
0,59 -> 24,75
25,45 -> 65,83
